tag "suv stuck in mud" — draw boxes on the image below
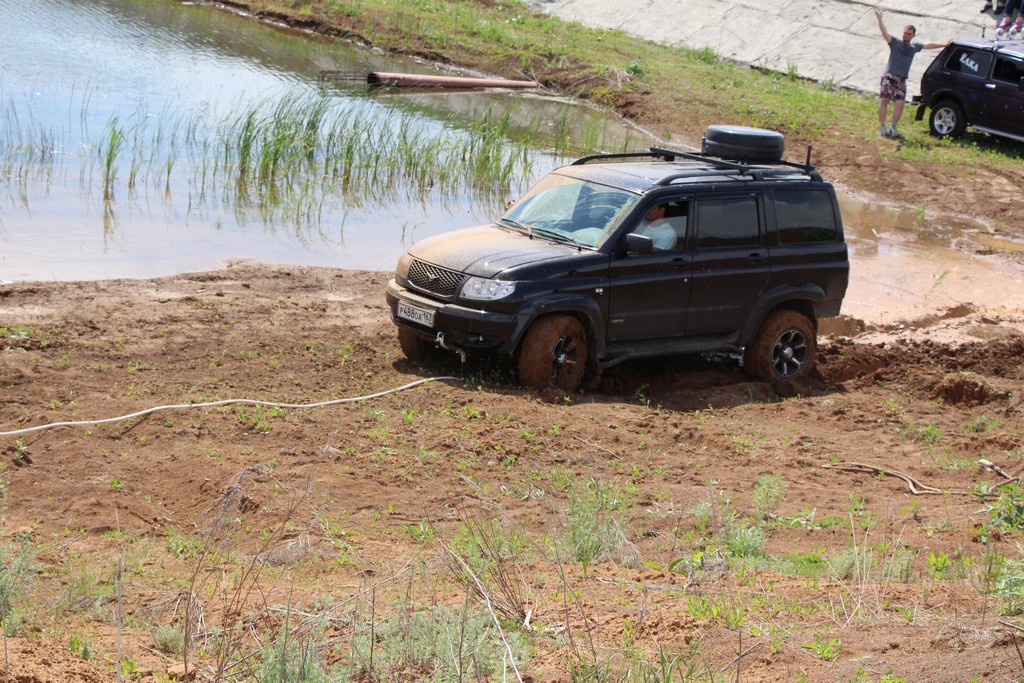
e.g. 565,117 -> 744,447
385,125 -> 849,391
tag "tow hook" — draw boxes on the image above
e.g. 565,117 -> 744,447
435,331 -> 467,364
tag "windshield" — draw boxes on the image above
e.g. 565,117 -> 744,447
499,173 -> 638,248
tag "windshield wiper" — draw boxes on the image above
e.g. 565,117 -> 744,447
498,217 -> 529,232
529,226 -> 578,245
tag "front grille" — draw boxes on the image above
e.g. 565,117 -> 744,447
407,259 -> 465,298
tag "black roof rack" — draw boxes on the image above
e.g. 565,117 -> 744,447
650,146 -> 821,181
570,145 -> 821,182
569,150 -> 672,165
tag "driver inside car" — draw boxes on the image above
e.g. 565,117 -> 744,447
635,203 -> 685,250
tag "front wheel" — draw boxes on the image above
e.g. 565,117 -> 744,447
929,100 -> 967,139
744,310 -> 817,382
398,327 -> 445,362
517,315 -> 588,391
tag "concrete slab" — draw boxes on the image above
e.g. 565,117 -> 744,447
529,0 -> 1000,94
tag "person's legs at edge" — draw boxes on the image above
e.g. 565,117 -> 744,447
889,99 -> 905,136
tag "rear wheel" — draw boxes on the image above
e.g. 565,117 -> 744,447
744,310 -> 817,382
929,100 -> 966,139
517,315 -> 588,391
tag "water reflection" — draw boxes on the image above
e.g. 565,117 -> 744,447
0,0 -> 642,281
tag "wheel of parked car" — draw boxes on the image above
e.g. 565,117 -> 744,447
517,315 -> 588,391
744,309 -> 817,382
702,125 -> 785,162
928,100 -> 967,139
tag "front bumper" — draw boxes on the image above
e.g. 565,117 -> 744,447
385,279 -> 526,355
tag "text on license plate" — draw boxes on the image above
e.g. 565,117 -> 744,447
397,302 -> 435,328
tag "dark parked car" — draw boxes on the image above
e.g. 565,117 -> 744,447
914,37 -> 1024,141
385,125 -> 849,391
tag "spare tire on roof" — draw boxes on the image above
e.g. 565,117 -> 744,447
702,125 -> 784,162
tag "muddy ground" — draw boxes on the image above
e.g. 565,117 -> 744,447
1,262 -> 1023,682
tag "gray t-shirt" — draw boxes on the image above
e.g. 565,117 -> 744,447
885,36 -> 924,79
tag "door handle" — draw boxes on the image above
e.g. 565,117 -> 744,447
986,83 -> 997,89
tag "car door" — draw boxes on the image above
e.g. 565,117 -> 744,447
985,54 -> 1024,134
932,46 -> 993,123
604,199 -> 692,343
685,193 -> 770,337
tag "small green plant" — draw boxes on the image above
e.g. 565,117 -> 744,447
981,483 -> 1024,538
0,325 -> 30,340
909,421 -> 944,448
404,520 -> 435,544
235,404 -> 285,434
901,498 -> 925,522
563,478 -> 638,568
723,520 -> 765,558
753,473 -> 786,519
802,634 -> 841,660
927,551 -> 950,578
68,634 -> 93,660
996,553 -> 1024,615
164,527 -> 208,558
0,539 -> 36,636
965,414 -> 1003,434
626,61 -> 646,79
153,622 -> 185,654
343,604 -> 530,681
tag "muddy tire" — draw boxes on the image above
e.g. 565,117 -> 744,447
744,310 -> 817,382
517,315 -> 588,391
928,100 -> 967,139
398,327 -> 442,361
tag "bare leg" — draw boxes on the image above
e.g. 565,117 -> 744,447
891,100 -> 906,127
878,99 -> 890,126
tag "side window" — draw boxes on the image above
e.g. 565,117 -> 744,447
943,48 -> 992,79
694,196 -> 760,248
993,56 -> 1024,84
774,190 -> 838,244
632,200 -> 689,251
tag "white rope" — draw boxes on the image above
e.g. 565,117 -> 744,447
1,376 -> 461,438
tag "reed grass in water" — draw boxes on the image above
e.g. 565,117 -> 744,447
2,91 -> 621,225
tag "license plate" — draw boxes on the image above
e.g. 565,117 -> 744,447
397,301 -> 435,328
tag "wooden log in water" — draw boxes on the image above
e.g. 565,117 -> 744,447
366,71 -> 539,89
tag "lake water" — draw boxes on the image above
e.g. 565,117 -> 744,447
0,0 -> 642,281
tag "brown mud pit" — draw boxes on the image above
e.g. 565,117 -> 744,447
2,262 -> 1024,681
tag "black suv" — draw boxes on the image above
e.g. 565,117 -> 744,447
385,125 -> 849,391
914,37 -> 1024,141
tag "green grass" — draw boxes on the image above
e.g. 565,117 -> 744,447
1,91 -> 620,227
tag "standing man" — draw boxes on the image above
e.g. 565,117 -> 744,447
875,9 -> 949,138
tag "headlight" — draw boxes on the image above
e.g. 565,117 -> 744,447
461,277 -> 516,300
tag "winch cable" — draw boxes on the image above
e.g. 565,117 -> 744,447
0,375 -> 462,438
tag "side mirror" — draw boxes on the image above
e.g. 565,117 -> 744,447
626,233 -> 654,255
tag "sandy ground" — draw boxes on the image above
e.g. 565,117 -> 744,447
1,262 -> 1023,681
